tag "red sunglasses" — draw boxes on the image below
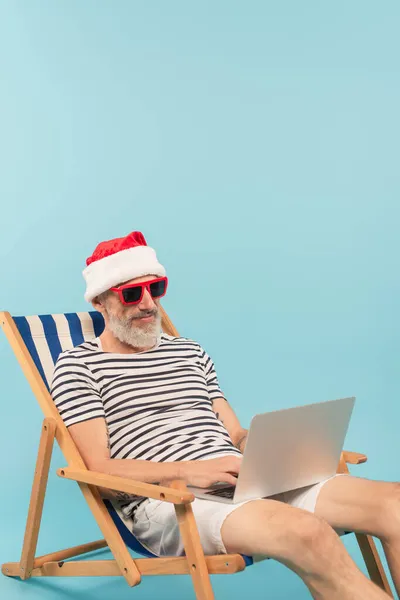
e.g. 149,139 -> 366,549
110,276 -> 168,306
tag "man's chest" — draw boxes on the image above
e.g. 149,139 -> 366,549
96,357 -> 211,414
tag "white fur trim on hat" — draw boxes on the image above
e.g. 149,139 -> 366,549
83,245 -> 166,302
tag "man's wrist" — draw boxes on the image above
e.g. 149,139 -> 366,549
236,431 -> 248,453
175,460 -> 188,482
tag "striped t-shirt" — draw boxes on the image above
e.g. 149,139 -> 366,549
51,333 -> 241,512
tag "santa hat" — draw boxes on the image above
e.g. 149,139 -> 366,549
83,231 -> 166,302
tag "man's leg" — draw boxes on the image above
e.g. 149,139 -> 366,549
314,476 -> 400,596
221,499 -> 390,600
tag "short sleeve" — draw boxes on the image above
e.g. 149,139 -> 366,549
198,345 -> 227,402
50,352 -> 105,427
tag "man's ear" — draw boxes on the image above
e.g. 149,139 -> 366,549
91,296 -> 106,314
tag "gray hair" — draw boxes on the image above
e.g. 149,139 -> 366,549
96,290 -> 112,304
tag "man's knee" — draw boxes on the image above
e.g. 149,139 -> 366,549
268,507 -> 337,567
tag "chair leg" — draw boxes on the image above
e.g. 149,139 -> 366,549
171,481 -> 215,600
3,417 -> 140,587
355,534 -> 394,597
19,417 -> 57,580
4,416 -> 140,587
338,454 -> 394,597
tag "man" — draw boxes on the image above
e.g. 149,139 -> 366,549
51,231 -> 399,600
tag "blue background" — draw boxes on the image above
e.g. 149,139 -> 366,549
0,1 -> 399,598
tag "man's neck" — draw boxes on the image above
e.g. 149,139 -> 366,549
98,329 -> 156,354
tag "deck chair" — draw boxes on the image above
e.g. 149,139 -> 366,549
0,308 -> 394,599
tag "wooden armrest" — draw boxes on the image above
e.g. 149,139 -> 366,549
57,467 -> 195,505
342,450 -> 368,465
170,479 -> 189,492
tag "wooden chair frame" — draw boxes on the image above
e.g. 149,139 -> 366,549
0,308 -> 394,599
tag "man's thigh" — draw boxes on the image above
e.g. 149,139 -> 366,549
314,474 -> 398,535
220,497 -> 329,559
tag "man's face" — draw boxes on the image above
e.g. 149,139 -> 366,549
98,275 -> 163,349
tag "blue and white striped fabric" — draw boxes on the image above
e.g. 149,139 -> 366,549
14,312 -> 105,390
12,311 -> 254,566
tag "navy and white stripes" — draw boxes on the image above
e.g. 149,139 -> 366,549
14,312 -> 105,389
50,334 -> 242,465
14,312 -> 242,470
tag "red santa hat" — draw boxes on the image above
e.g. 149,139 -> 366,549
83,231 -> 166,302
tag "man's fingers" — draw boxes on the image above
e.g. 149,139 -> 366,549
217,473 -> 238,486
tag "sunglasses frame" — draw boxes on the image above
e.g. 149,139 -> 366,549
110,276 -> 168,306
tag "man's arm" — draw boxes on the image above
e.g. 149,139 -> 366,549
69,417 -> 183,502
199,346 -> 248,452
212,397 -> 248,453
68,417 -> 241,500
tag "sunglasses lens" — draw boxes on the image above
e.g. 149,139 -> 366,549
149,279 -> 166,298
121,286 -> 142,304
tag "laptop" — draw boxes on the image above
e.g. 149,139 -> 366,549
190,396 -> 356,504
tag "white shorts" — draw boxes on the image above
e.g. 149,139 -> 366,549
121,475 -> 344,557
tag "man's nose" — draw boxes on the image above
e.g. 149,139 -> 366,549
138,287 -> 156,311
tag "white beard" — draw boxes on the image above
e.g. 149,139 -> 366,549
107,310 -> 162,350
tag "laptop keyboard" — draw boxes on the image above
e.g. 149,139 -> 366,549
205,486 -> 235,499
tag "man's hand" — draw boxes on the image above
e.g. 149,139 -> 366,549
179,456 -> 242,488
